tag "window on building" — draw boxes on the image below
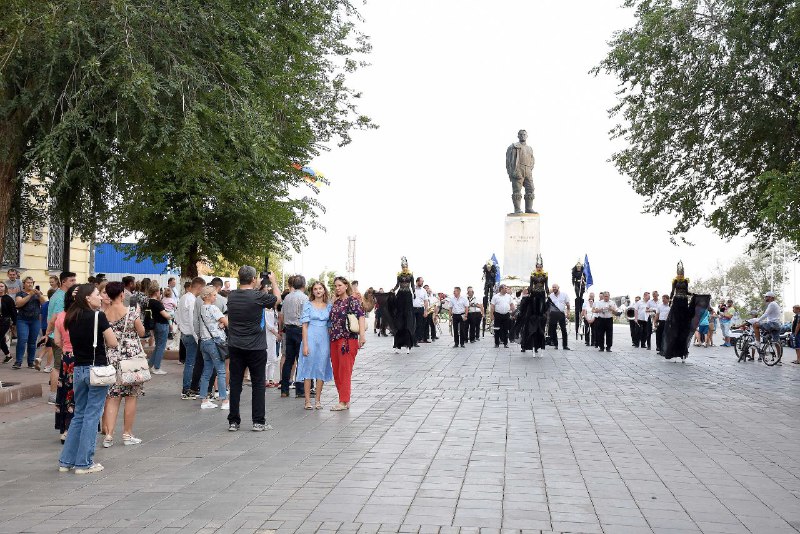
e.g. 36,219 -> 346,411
1,221 -> 21,269
48,221 -> 65,271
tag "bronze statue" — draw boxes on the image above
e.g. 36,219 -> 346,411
505,129 -> 536,214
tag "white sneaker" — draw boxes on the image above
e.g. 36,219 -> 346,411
220,401 -> 230,411
152,369 -> 166,375
200,400 -> 218,410
122,434 -> 142,446
74,463 -> 104,474
43,365 -> 53,373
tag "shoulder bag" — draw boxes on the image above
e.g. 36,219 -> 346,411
346,297 -> 360,334
117,307 -> 152,385
200,305 -> 229,358
89,311 -> 117,386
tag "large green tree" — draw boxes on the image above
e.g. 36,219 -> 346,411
1,1 -> 372,275
594,0 -> 800,249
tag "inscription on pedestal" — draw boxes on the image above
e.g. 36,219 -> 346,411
503,214 -> 541,280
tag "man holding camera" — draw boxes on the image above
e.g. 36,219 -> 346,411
226,267 -> 282,432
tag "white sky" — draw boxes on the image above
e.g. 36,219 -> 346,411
289,0 -> 799,306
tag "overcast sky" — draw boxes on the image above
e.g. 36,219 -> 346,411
289,0 -> 799,306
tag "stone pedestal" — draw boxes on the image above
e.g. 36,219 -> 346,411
503,213 -> 541,280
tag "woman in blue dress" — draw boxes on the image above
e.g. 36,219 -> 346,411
297,282 -> 333,410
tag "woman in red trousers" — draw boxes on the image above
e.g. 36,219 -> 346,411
328,277 -> 365,411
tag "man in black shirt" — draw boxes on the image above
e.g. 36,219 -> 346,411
226,266 -> 281,432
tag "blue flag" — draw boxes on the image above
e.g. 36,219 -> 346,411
584,254 -> 593,287
491,253 -> 501,283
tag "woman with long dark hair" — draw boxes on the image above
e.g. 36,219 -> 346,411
102,281 -> 146,448
58,284 -> 118,474
328,277 -> 365,411
0,282 -> 17,363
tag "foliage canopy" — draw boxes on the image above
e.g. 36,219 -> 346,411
1,1 -> 373,275
594,0 -> 800,249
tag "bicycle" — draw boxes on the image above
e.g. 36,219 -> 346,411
733,323 -> 782,366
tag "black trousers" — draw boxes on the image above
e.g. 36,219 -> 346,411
493,312 -> 510,346
179,337 -> 186,363
467,312 -> 482,342
374,309 -> 381,332
281,326 -> 305,394
656,320 -> 666,351
548,310 -> 568,348
596,317 -> 613,350
426,313 -> 437,340
0,318 -> 11,356
413,307 -> 425,342
452,313 -> 467,346
629,320 -> 639,346
584,319 -> 595,346
637,319 -> 651,348
227,346 -> 267,425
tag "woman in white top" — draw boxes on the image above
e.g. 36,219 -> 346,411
197,286 -> 229,410
264,307 -> 280,387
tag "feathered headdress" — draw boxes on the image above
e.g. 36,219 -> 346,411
676,260 -> 684,276
535,253 -> 543,268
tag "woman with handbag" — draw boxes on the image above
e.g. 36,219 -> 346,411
197,286 -> 229,410
328,277 -> 366,412
59,284 -> 118,474
296,282 -> 333,410
101,282 -> 147,448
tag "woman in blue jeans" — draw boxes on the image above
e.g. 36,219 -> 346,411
197,286 -> 229,410
14,277 -> 45,369
146,285 -> 171,374
59,284 -> 118,474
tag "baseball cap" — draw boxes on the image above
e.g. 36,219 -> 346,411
764,291 -> 775,297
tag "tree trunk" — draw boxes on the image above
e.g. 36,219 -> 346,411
181,242 -> 200,280
61,220 -> 71,272
0,129 -> 22,265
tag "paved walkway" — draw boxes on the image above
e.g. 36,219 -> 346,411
0,326 -> 798,534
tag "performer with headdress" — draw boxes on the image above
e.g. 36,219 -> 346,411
385,257 -> 415,354
515,254 -> 549,355
662,261 -> 693,360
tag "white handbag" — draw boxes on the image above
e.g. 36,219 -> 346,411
89,311 -> 117,386
116,307 -> 152,385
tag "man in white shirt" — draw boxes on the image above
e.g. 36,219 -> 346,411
655,294 -> 671,355
635,292 -> 652,349
547,284 -> 571,350
177,277 -> 206,399
490,284 -> 514,348
592,291 -> 618,352
751,291 -> 782,343
581,292 -> 596,347
465,286 -> 483,343
413,277 -> 429,345
448,287 -> 469,348
423,285 -> 439,342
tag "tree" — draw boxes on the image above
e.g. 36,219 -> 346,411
1,1 -> 373,273
594,0 -> 800,250
693,247 -> 788,313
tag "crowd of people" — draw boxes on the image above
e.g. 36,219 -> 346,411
2,260 -> 799,474
1,266 -> 366,475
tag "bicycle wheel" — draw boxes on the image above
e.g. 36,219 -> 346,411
762,341 -> 782,366
735,337 -> 747,361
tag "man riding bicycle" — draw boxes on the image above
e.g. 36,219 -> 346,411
749,291 -> 782,344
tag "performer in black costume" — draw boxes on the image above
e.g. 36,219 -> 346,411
662,261 -> 693,360
482,260 -> 498,334
572,260 -> 586,340
388,257 -> 415,354
515,254 -> 549,355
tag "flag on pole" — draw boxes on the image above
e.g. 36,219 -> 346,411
584,254 -> 593,287
491,253 -> 501,284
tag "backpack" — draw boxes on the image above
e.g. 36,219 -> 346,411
142,299 -> 155,331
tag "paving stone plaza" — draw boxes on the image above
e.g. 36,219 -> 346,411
1,326 -> 798,534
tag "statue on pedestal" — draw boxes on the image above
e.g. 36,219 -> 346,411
505,129 -> 536,214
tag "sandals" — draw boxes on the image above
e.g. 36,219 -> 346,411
102,435 -> 113,448
304,402 -> 313,410
315,403 -> 323,410
330,403 -> 349,411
